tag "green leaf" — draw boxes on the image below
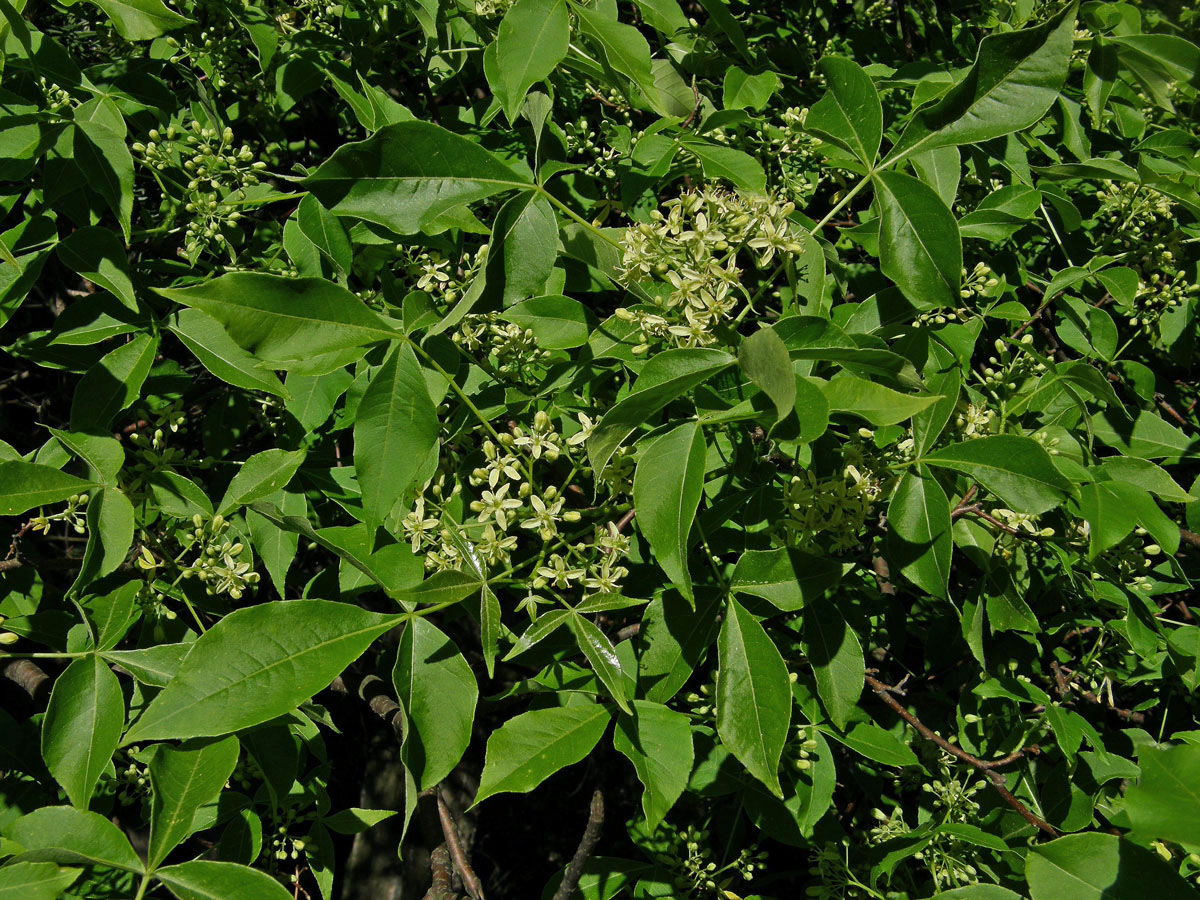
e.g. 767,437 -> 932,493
729,548 -> 843,611
820,374 -> 939,426
739,325 -> 795,425
392,618 -> 478,790
85,0 -> 190,40
637,589 -> 722,704
1026,833 -> 1197,900
804,597 -> 863,730
301,121 -> 533,234
486,192 -> 558,305
156,861 -> 293,900
889,3 -> 1079,161
722,66 -> 779,112
587,348 -> 734,474
101,644 -> 188,688
322,808 -> 397,835
353,344 -> 439,534
500,295 -> 593,349
123,601 -> 397,742
147,736 -> 240,870
613,701 -> 693,828
217,448 -> 306,517
805,56 -> 882,164
874,170 -> 962,308
1125,743 -> 1200,847
923,435 -> 1074,515
633,422 -> 705,603
716,596 -> 791,797
887,471 -> 952,598
69,333 -> 158,431
167,309 -> 289,400
154,274 -> 398,372
934,887 -> 1024,899
41,656 -> 124,809
1100,456 -> 1196,503
246,490 -> 305,597
296,194 -> 352,279
0,861 -> 80,900
474,704 -> 611,805
0,462 -> 94,516
572,3 -> 657,106
491,0 -> 569,124
826,723 -> 920,768
5,807 -> 142,872
568,612 -> 632,713
71,486 -> 134,592
1091,409 -> 1198,462
146,472 -> 213,520
677,138 -> 767,193
56,226 -> 136,311
46,428 -> 123,486
73,119 -> 133,242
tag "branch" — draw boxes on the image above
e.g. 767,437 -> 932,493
437,787 -> 484,900
551,789 -> 605,900
1050,662 -> 1145,726
2,659 -> 51,704
422,844 -> 461,900
864,673 -> 1058,837
328,672 -> 403,730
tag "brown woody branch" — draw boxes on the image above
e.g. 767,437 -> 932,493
437,787 -> 484,900
863,673 -> 1058,837
2,659 -> 51,704
551,789 -> 605,900
423,844 -> 461,900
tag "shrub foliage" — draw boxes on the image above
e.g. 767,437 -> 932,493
1,0 -> 1200,898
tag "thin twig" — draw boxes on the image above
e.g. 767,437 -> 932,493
437,787 -> 484,900
552,789 -> 605,900
1051,662 -> 1145,725
1180,529 -> 1200,550
864,674 -> 1058,837
613,509 -> 636,533
2,659 -> 51,703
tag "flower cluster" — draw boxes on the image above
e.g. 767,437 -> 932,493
178,514 -> 260,600
776,447 -> 891,553
122,400 -> 210,494
976,334 -> 1046,401
134,121 -> 266,261
618,189 -> 806,350
28,493 -> 89,537
455,313 -> 552,379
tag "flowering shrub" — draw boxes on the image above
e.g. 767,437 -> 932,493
1,1 -> 1199,899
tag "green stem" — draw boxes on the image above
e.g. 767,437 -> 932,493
0,650 -> 94,660
536,187 -> 622,248
809,174 -> 872,235
133,871 -> 153,900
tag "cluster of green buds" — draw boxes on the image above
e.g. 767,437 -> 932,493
38,77 -> 73,113
122,401 -> 209,493
960,262 -> 1000,300
618,189 -> 805,350
1095,527 -> 1162,593
954,173 -> 1007,216
132,580 -> 177,622
867,806 -> 908,844
29,493 -> 89,537
861,0 -> 896,25
920,758 -> 984,820
133,121 -> 265,261
788,723 -> 822,772
913,305 -> 971,328
563,117 -> 623,180
164,0 -> 257,92
681,678 -> 717,724
455,313 -> 552,379
270,825 -> 306,862
275,0 -> 344,36
665,825 -> 766,897
180,515 -> 260,600
977,334 -> 1045,401
1128,271 -> 1196,335
112,752 -> 152,805
230,754 -> 264,793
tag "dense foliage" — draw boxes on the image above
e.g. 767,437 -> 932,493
1,0 -> 1200,897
